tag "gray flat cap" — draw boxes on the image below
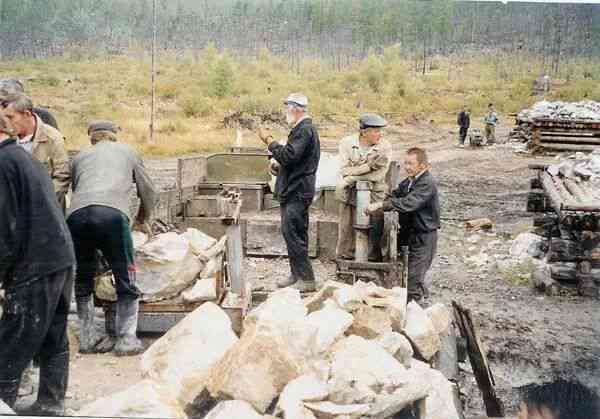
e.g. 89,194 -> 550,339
0,78 -> 24,100
88,120 -> 120,135
359,113 -> 388,129
284,93 -> 308,108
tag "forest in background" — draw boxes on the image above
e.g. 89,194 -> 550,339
1,0 -> 599,77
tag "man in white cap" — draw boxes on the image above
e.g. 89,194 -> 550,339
335,113 -> 392,261
258,93 -> 320,292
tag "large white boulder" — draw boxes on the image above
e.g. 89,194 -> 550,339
411,361 -> 463,419
347,306 -> 392,339
374,332 -> 414,368
277,374 -> 329,419
328,335 -> 408,405
0,399 -> 14,415
305,306 -> 354,353
403,302 -> 441,361
426,303 -> 453,336
141,302 -> 238,405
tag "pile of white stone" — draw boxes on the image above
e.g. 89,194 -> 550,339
518,100 -> 600,122
95,228 -> 226,303
77,280 -> 461,419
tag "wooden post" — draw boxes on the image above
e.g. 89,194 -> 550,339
149,0 -> 157,144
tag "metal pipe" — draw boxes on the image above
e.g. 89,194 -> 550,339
354,181 -> 371,262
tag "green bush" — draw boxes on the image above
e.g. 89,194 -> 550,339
181,96 -> 212,118
209,57 -> 235,98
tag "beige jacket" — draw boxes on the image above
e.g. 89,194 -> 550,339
335,134 -> 392,204
31,115 -> 71,204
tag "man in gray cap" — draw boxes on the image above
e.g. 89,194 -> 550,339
0,78 -> 59,129
67,121 -> 157,355
335,113 -> 392,261
258,93 -> 320,292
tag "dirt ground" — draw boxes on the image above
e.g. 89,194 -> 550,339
16,119 -> 600,418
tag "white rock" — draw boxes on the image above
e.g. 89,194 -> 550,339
426,303 -> 453,336
136,232 -> 204,302
328,335 -> 407,405
347,306 -> 392,339
304,281 -> 349,313
141,302 -> 238,406
368,369 -> 431,418
403,302 -> 441,361
411,361 -> 462,419
205,400 -> 263,419
200,253 -> 223,280
305,306 -> 354,353
206,323 -> 304,413
374,332 -> 414,368
132,231 -> 149,249
510,233 -> 545,261
182,277 -> 218,303
304,401 -> 370,417
277,374 -> 329,419
389,287 -> 408,332
77,380 -> 184,418
183,228 -> 218,260
245,288 -> 307,331
0,399 -> 14,415
332,286 -> 364,312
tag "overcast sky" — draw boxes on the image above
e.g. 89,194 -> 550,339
459,0 -> 600,3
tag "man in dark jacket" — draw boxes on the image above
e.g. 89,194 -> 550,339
457,107 -> 470,147
366,147 -> 440,303
0,112 -> 75,415
258,93 -> 320,292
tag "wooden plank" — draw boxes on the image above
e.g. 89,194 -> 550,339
452,301 -> 504,418
226,223 -> 244,295
540,136 -> 600,144
538,143 -> 600,152
540,172 -> 565,217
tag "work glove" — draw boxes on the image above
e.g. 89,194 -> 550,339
364,201 -> 384,215
269,159 -> 280,176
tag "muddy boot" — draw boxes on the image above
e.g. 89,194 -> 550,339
19,352 -> 68,416
276,275 -> 297,288
113,298 -> 144,356
76,296 -> 102,354
0,379 -> 20,409
292,280 -> 316,293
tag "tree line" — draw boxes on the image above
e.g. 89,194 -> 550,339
0,0 -> 599,75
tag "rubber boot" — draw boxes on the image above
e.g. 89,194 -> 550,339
0,379 -> 20,409
95,305 -> 116,353
18,352 -> 68,416
76,296 -> 101,353
113,298 -> 144,356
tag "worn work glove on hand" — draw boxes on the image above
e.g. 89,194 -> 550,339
269,159 -> 280,176
365,201 -> 384,215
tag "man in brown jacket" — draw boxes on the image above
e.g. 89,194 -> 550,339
1,94 -> 70,210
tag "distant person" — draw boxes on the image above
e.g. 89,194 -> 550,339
257,93 -> 320,292
67,121 -> 157,355
484,103 -> 499,145
366,147 -> 440,303
518,379 -> 600,419
0,78 -> 59,129
335,113 -> 391,261
457,106 -> 470,147
0,112 -> 75,416
1,94 -> 70,211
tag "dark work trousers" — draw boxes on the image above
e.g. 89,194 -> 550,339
280,198 -> 315,282
407,231 -> 438,302
67,205 -> 140,301
0,267 -> 74,400
458,127 -> 468,145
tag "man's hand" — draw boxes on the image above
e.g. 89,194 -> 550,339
269,159 -> 280,176
364,202 -> 384,215
340,166 -> 353,177
257,126 -> 274,146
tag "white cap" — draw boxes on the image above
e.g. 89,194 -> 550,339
284,93 -> 308,108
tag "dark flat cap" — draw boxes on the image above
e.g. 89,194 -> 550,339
88,120 -> 120,135
359,113 -> 388,129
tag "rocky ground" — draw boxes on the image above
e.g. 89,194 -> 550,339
14,120 -> 600,418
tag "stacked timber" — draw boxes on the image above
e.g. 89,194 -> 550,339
527,156 -> 600,297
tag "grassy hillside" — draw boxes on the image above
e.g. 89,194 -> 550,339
1,47 -> 598,156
